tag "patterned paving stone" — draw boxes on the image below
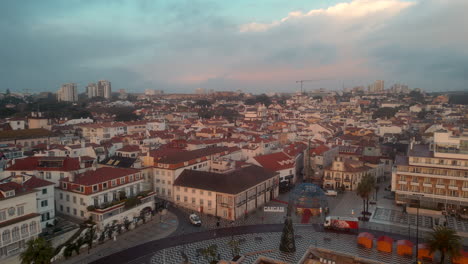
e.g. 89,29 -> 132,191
149,226 -> 436,264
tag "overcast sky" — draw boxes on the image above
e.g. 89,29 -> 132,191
1,0 -> 467,94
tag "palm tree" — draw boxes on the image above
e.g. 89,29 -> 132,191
356,174 -> 375,219
427,226 -> 462,264
20,237 -> 55,264
356,180 -> 369,218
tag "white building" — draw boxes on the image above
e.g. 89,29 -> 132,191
3,175 -> 55,229
57,83 -> 78,102
55,167 -> 155,230
97,80 -> 111,99
0,181 -> 41,260
86,83 -> 98,98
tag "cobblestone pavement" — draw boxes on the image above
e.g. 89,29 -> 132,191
446,216 -> 468,233
59,212 -> 178,264
373,207 -> 434,229
149,226 -> 436,264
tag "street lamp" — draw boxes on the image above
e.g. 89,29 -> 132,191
412,193 -> 424,264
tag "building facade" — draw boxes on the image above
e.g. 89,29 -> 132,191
0,182 -> 41,260
392,131 -> 468,213
57,83 -> 78,102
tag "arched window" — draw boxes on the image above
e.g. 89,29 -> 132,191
30,221 -> 37,234
2,230 -> 11,243
21,224 -> 29,237
12,226 -> 20,241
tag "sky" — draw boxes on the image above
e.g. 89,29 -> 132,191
1,0 -> 467,94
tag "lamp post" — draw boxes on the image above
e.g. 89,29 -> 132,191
412,194 -> 424,264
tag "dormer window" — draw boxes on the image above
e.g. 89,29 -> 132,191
103,182 -> 108,189
121,177 -> 126,184
92,185 -> 98,192
5,190 -> 15,198
62,183 -> 67,189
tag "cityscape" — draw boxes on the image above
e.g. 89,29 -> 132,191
1,1 -> 468,264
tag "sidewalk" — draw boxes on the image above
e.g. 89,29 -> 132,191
57,212 -> 178,264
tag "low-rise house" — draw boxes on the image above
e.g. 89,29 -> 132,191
323,157 -> 377,191
250,152 -> 296,184
173,165 -> 279,220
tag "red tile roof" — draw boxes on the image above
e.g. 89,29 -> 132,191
62,167 -> 140,186
253,152 -> 295,171
6,156 -> 81,171
310,145 -> 330,156
117,145 -> 140,152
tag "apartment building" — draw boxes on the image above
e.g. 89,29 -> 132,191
0,181 -> 41,260
55,167 -> 155,230
79,122 -> 128,143
392,131 -> 468,213
250,151 -> 296,184
173,165 -> 279,220
57,83 -> 78,102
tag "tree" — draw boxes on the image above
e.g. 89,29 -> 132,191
427,226 -> 462,264
85,225 -> 96,250
200,244 -> 219,264
356,174 -> 375,220
372,107 -> 398,119
279,203 -> 296,253
20,237 -> 55,264
195,100 -> 211,108
115,111 -> 139,121
228,239 -> 241,258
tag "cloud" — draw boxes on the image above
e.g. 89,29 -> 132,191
239,0 -> 415,32
1,0 -> 467,93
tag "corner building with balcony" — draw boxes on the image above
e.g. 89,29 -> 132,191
392,131 -> 468,214
55,167 -> 155,230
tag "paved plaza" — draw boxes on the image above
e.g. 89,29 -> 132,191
149,226 -> 436,264
373,207 -> 433,229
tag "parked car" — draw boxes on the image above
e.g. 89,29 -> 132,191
324,190 -> 338,197
189,214 -> 202,226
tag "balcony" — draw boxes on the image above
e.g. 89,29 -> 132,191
410,182 -> 420,186
449,186 -> 459,191
334,178 -> 341,182
436,184 -> 445,189
462,187 -> 468,192
398,181 -> 407,185
423,183 -> 432,188
89,191 -> 155,218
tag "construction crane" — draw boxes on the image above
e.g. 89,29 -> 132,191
296,79 -> 331,94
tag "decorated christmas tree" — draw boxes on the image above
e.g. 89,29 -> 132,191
279,202 -> 296,253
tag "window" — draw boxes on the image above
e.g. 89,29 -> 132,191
162,188 -> 166,195
60,173 -> 64,179
73,208 -> 77,215
184,188 -> 188,192
42,188 -> 47,195
66,194 -> 70,201
168,189 -> 171,196
2,230 -> 11,243
80,186 -> 84,193
12,226 -> 19,241
192,197 -> 196,204
66,207 -> 70,213
176,186 -> 180,191
208,200 -> 212,208
162,180 -> 165,184
60,205 -> 63,211
121,177 -> 126,184
130,175 -> 134,181
176,195 -> 180,201
80,198 -> 84,205
30,221 -> 37,234
21,224 -> 28,236
62,183 -> 67,189
184,196 -> 188,202
103,182 -> 108,189
0,210 -> 5,221
200,199 -> 204,205
41,200 -> 48,207
192,189 -> 195,194
80,211 -> 84,217
46,172 -> 52,179
168,180 -> 171,185
208,192 -> 212,196
60,193 -> 63,199
93,185 -> 98,192
112,180 -> 116,186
